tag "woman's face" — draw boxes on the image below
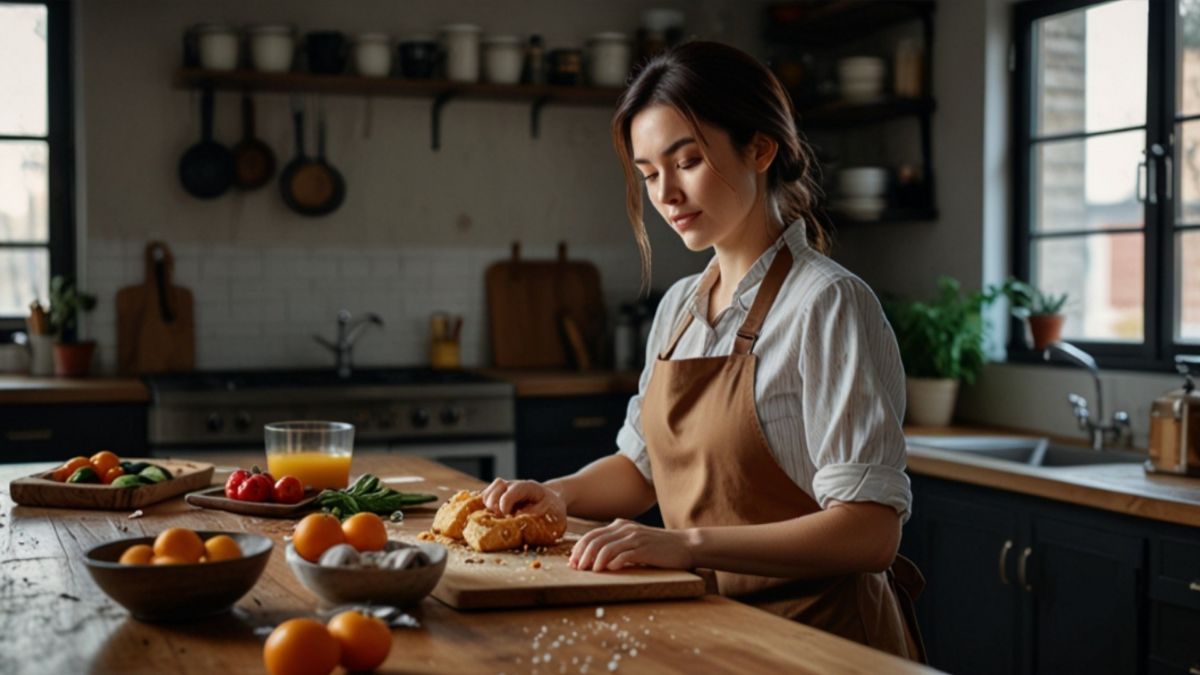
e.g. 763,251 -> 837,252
629,104 -> 768,251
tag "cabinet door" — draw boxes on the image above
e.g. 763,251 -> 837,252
921,492 -> 1024,675
1029,517 -> 1145,675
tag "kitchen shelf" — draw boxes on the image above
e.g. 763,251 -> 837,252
765,0 -> 936,45
174,68 -> 625,150
798,97 -> 936,129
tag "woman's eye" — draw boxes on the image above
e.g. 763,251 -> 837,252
642,173 -> 658,184
679,158 -> 701,170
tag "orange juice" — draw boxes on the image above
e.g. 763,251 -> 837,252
266,452 -> 352,490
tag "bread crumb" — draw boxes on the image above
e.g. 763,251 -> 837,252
530,559 -> 542,569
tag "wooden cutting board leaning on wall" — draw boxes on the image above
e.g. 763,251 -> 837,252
116,241 -> 195,375
485,242 -> 606,370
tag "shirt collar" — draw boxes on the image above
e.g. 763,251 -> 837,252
689,219 -> 808,316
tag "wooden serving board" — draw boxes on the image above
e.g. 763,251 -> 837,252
115,241 -> 195,375
9,458 -> 214,510
184,486 -> 320,517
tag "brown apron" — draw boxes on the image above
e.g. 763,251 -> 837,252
640,244 -> 927,662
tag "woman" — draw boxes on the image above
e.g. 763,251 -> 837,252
482,41 -> 925,661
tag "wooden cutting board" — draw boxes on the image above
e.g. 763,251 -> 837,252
486,242 -> 607,370
9,458 -> 214,510
116,241 -> 195,375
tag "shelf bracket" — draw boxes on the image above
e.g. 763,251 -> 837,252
431,91 -> 458,151
530,96 -> 552,139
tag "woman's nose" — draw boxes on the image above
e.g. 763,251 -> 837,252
656,173 -> 683,205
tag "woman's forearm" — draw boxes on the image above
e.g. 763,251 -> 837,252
684,500 -> 901,578
546,454 -> 657,522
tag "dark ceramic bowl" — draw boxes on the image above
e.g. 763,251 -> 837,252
84,531 -> 273,622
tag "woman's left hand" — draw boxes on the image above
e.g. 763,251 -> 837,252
569,519 -> 695,572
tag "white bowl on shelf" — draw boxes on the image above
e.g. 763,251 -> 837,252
838,167 -> 889,198
832,196 -> 886,221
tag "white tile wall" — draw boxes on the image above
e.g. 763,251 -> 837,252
84,238 -> 644,374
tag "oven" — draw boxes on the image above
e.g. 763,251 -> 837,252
143,368 -> 516,481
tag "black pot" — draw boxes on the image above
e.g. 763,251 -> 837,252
398,39 -> 438,79
306,31 -> 348,74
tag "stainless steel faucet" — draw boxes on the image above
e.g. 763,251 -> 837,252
313,310 -> 384,378
1042,341 -> 1131,450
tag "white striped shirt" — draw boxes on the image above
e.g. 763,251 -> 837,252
616,221 -> 913,522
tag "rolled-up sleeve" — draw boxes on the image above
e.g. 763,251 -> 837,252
798,278 -> 912,522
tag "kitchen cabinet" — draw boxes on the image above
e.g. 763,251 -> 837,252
0,403 -> 147,463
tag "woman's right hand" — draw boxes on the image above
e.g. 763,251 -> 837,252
480,477 -> 567,521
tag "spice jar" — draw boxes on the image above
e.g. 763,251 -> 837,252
354,33 -> 392,77
441,23 -> 482,83
587,32 -> 631,87
522,34 -> 546,84
196,23 -> 239,70
248,24 -> 295,73
482,35 -> 523,84
548,48 -> 583,86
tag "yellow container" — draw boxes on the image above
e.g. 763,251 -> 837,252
430,338 -> 461,369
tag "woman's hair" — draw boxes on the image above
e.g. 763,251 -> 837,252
611,41 -> 829,292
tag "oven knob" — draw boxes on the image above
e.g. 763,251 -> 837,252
233,412 -> 251,433
440,406 -> 463,426
410,408 -> 431,429
206,413 -> 224,433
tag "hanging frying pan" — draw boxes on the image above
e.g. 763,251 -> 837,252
230,93 -> 275,190
280,102 -> 345,216
178,88 -> 234,199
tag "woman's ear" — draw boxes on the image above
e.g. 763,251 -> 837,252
749,132 -> 779,174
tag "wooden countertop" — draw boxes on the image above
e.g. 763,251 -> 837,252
904,425 -> 1200,529
0,375 -> 148,405
0,453 -> 937,674
476,368 -> 640,397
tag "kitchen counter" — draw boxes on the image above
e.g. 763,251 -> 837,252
0,453 -> 937,674
905,425 -> 1200,529
0,375 -> 148,405
476,368 -> 640,397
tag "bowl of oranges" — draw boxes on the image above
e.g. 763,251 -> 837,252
285,512 -> 446,607
84,527 -> 272,621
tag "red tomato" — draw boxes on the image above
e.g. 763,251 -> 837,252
235,473 -> 274,502
272,476 -> 305,504
225,469 -> 251,500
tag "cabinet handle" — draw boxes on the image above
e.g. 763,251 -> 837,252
998,539 -> 1013,585
5,429 -> 53,442
1189,581 -> 1200,593
571,416 -> 608,429
1018,547 -> 1033,592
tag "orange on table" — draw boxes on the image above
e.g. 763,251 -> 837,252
263,618 -> 341,675
341,512 -> 387,552
204,534 -> 242,562
52,456 -> 91,482
292,513 -> 346,562
151,555 -> 190,565
327,610 -> 391,671
101,466 -> 125,484
153,528 -> 205,563
118,544 -> 154,565
89,450 -> 120,476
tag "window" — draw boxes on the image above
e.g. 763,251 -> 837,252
1013,0 -> 1192,370
0,0 -> 72,334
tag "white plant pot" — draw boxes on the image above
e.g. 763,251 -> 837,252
905,377 -> 960,427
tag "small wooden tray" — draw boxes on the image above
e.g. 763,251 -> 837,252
9,458 -> 215,511
185,486 -> 319,517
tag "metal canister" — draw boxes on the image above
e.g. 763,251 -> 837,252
1146,355 -> 1200,477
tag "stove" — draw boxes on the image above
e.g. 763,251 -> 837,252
143,367 -> 516,479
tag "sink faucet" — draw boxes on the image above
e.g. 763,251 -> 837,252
313,310 -> 384,378
1042,341 -> 1131,450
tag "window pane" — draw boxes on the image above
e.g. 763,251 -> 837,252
0,3 -> 47,136
1033,131 -> 1145,233
1034,0 -> 1147,136
1033,232 -> 1144,342
1179,0 -> 1200,117
1179,230 -> 1200,342
0,141 -> 48,242
1179,120 -> 1200,224
0,247 -> 48,317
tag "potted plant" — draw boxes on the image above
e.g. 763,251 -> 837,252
48,275 -> 98,377
883,277 -> 998,427
1001,279 -> 1069,351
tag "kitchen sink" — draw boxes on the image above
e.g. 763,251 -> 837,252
906,435 -> 1146,467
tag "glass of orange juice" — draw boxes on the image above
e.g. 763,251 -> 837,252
264,421 -> 354,490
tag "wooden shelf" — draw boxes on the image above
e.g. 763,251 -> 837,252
174,69 -> 624,149
765,0 -> 935,45
799,97 -> 935,129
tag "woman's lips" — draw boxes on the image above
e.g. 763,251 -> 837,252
672,211 -> 701,231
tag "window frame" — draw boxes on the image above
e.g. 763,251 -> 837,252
0,0 -> 75,338
1010,0 -> 1182,371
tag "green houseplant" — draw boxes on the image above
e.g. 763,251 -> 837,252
48,275 -> 98,377
1000,278 -> 1068,350
883,277 -> 999,426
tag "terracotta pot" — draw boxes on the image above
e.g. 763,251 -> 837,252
905,377 -> 960,427
1027,314 -> 1066,351
53,340 -> 96,377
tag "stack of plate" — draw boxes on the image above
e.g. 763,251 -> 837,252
834,167 -> 888,220
838,56 -> 886,103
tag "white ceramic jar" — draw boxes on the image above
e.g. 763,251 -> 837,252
248,24 -> 295,73
354,33 -> 392,77
196,24 -> 239,70
587,32 -> 631,87
441,23 -> 482,82
482,35 -> 523,84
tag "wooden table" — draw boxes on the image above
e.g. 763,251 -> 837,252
0,453 -> 939,674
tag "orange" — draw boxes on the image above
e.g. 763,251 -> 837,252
153,528 -> 205,563
151,555 -> 190,565
53,456 -> 92,482
89,450 -> 120,476
327,610 -> 391,671
102,466 -> 125,484
293,513 -> 346,562
204,534 -> 242,562
341,512 -> 387,552
263,618 -> 341,675
118,544 -> 154,565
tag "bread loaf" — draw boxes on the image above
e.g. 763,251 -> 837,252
427,489 -> 566,552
